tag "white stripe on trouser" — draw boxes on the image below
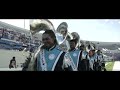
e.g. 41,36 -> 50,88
77,51 -> 81,68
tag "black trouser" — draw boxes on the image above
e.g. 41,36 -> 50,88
89,68 -> 94,71
79,59 -> 89,71
93,62 -> 99,71
93,62 -> 106,71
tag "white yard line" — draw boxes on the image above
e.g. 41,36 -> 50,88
112,61 -> 120,71
0,68 -> 22,71
105,63 -> 108,66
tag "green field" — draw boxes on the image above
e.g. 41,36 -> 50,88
0,49 -> 29,68
105,61 -> 115,71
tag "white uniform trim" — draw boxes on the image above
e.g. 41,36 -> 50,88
77,50 -> 82,68
52,51 -> 63,71
39,49 -> 63,71
40,49 -> 47,71
67,53 -> 77,71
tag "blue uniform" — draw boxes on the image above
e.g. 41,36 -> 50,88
97,54 -> 104,62
81,51 -> 88,60
75,50 -> 89,71
67,49 -> 81,71
37,45 -> 66,71
87,54 -> 97,70
96,54 -> 104,66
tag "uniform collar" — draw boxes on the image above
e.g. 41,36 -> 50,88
46,45 -> 56,51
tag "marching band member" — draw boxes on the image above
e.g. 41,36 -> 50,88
66,39 -> 82,71
26,20 -> 74,71
87,50 -> 97,71
96,50 -> 104,62
79,44 -> 89,71
34,30 -> 72,71
96,50 -> 106,71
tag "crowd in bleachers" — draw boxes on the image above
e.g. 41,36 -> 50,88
0,28 -> 30,43
0,28 -> 41,51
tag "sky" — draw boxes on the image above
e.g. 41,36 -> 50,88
0,19 -> 120,42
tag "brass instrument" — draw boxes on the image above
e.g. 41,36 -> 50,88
56,22 -> 73,52
71,32 -> 80,49
26,19 -> 72,70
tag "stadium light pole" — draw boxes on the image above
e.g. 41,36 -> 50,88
24,19 -> 31,54
24,19 -> 25,29
29,19 -> 32,54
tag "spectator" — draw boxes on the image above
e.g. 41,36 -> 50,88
9,57 -> 17,69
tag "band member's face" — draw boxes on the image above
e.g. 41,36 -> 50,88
97,51 -> 101,55
42,34 -> 54,47
60,29 -> 66,36
92,51 -> 95,54
89,50 -> 93,56
70,42 -> 76,49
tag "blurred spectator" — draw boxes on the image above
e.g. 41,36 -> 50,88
9,57 -> 17,68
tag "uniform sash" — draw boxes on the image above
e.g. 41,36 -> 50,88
39,49 -> 63,71
67,50 -> 81,71
52,51 -> 63,71
65,50 -> 80,71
